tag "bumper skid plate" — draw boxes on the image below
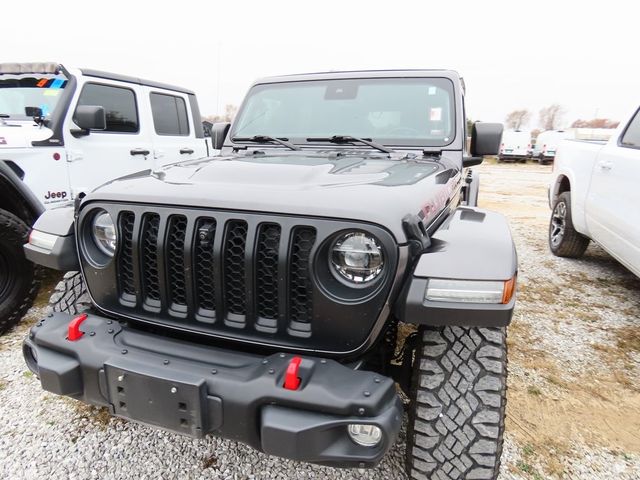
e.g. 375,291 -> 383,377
23,312 -> 403,467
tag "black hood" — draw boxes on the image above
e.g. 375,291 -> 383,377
87,152 -> 463,242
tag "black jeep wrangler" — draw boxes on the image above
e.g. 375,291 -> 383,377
23,70 -> 516,480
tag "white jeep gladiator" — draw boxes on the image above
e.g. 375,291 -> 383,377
548,105 -> 640,276
0,62 -> 209,333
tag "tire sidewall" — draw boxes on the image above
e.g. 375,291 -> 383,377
549,192 -> 571,253
0,212 -> 36,322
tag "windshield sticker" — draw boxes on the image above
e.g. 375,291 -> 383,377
428,86 -> 436,95
36,78 -> 48,88
430,107 -> 442,121
43,89 -> 60,97
40,105 -> 50,116
50,78 -> 64,89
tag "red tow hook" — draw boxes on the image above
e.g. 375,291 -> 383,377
67,313 -> 88,341
283,356 -> 303,390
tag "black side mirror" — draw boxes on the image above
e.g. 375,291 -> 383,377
25,106 -> 43,118
470,122 -> 503,156
73,105 -> 106,131
211,122 -> 231,150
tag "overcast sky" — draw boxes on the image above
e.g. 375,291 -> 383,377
3,0 -> 637,129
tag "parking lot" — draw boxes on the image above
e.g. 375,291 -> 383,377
0,162 -> 638,480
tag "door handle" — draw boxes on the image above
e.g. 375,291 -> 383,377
598,160 -> 613,170
180,148 -> 194,155
130,148 -> 150,156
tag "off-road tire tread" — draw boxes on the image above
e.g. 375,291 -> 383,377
406,326 -> 507,480
0,209 -> 40,334
549,192 -> 590,258
48,271 -> 91,315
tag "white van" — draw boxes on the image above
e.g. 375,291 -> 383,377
498,130 -> 531,162
532,130 -> 572,164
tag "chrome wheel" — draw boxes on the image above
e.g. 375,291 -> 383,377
550,201 -> 566,247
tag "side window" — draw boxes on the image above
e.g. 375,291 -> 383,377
75,83 -> 139,133
620,109 -> 640,148
150,92 -> 189,136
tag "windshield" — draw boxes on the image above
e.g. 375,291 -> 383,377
232,77 -> 456,147
0,73 -> 68,120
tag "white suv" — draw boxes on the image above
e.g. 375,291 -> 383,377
0,62 -> 210,333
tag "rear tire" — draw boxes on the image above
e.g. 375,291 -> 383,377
406,326 -> 507,480
549,191 -> 589,258
48,271 -> 90,314
0,209 -> 40,335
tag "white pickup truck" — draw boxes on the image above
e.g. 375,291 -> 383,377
548,105 -> 640,277
0,62 -> 210,333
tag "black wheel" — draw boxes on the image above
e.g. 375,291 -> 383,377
0,209 -> 40,335
549,192 -> 589,258
48,271 -> 91,314
406,326 -> 507,480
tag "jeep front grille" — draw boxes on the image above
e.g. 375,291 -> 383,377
80,204 -> 397,354
116,209 -> 316,336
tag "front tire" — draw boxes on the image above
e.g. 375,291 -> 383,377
406,326 -> 507,480
0,209 -> 40,335
48,271 -> 91,314
549,191 -> 589,258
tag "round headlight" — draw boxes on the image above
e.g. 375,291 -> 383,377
92,211 -> 117,256
330,232 -> 384,284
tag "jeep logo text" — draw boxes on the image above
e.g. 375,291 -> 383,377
44,191 -> 68,200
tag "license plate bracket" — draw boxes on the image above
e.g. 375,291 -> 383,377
104,363 -> 212,437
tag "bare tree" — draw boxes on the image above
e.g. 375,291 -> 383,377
202,104 -> 239,124
539,104 -> 564,130
570,118 -> 620,129
505,109 -> 531,130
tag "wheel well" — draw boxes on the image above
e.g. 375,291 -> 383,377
0,176 -> 38,225
557,175 -> 570,194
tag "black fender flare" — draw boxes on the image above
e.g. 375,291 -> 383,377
397,207 -> 518,327
0,161 -> 44,224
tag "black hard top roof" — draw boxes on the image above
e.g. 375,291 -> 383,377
80,68 -> 195,95
253,69 -> 462,85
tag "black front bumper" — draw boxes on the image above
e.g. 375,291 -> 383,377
23,312 -> 403,468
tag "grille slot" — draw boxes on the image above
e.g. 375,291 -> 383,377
117,211 -> 136,298
166,215 -> 188,308
140,213 -> 161,305
288,227 -> 316,332
256,224 -> 281,324
223,220 -> 248,319
193,218 -> 216,319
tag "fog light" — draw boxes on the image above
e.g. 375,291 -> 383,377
348,424 -> 382,447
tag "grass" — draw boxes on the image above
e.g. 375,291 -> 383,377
527,386 -> 542,396
615,326 -> 640,355
22,371 -> 34,379
68,400 -> 114,429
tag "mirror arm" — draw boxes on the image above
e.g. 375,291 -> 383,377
462,156 -> 483,168
70,128 -> 90,138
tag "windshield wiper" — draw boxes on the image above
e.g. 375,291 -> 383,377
306,135 -> 394,154
232,135 -> 301,151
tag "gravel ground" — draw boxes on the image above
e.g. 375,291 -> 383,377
1,162 -> 638,479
